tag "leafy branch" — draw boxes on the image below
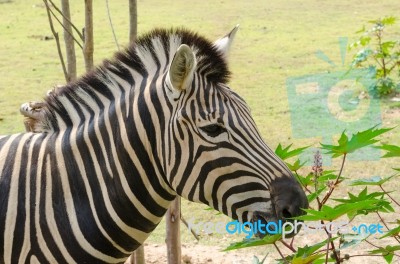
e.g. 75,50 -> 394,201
224,126 -> 400,264
349,16 -> 400,96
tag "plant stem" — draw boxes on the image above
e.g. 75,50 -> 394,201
348,254 -> 384,258
379,185 -> 400,207
273,242 -> 288,264
365,239 -> 380,249
321,154 -> 347,205
376,212 -> 400,243
289,236 -> 295,248
376,30 -> 388,78
280,240 -> 296,253
322,220 -> 340,263
324,232 -> 330,264
376,211 -> 390,230
365,240 -> 400,257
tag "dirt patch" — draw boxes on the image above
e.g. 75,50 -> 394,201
125,243 -> 269,264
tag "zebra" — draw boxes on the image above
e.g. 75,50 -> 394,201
1,26 -> 308,263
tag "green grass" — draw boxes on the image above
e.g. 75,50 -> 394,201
1,0 -> 400,256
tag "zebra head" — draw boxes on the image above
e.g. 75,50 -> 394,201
163,26 -> 308,234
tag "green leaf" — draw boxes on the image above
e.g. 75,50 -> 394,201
312,259 -> 336,264
369,245 -> 400,263
277,238 -> 337,264
275,144 -> 309,160
332,187 -> 393,215
296,238 -> 337,257
316,171 -> 346,184
252,254 -> 268,264
381,41 -> 397,55
321,126 -> 393,158
223,234 -> 282,251
380,224 -> 400,239
287,159 -> 306,171
295,200 -> 382,221
381,16 -> 397,25
333,187 -> 385,202
340,232 -> 370,250
351,48 -> 373,67
355,25 -> 366,34
317,172 -> 338,183
291,253 -> 326,264
295,173 -> 314,187
375,144 -> 400,158
349,175 -> 397,186
307,187 -> 326,203
369,245 -> 400,254
383,254 -> 394,263
359,36 -> 371,46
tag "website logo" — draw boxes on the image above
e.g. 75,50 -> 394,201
286,37 -> 381,164
187,218 -> 384,239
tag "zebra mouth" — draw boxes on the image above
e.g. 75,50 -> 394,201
251,211 -> 279,238
251,211 -> 299,239
248,175 -> 308,238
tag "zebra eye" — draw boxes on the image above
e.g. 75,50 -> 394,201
200,124 -> 226,137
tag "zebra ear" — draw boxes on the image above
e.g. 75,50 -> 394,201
167,44 -> 197,91
214,24 -> 239,59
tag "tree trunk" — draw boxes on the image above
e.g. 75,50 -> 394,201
83,0 -> 94,72
128,0 -> 137,43
61,0 -> 77,82
166,197 -> 181,264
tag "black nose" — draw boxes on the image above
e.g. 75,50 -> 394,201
270,175 -> 308,220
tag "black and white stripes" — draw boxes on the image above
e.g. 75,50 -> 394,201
0,27 -> 307,263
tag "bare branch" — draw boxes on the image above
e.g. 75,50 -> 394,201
47,0 -> 84,41
43,0 -> 68,82
83,0 -> 94,71
47,6 -> 83,50
181,215 -> 200,241
105,0 -> 120,50
128,0 -> 137,43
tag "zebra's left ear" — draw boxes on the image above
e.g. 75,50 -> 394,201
214,25 -> 239,60
167,44 -> 197,92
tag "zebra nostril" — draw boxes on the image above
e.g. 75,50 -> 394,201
282,208 -> 292,220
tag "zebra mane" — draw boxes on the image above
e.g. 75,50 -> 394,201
38,28 -> 231,132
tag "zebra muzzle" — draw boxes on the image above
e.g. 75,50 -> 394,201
251,176 -> 309,238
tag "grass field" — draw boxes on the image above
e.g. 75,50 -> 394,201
1,0 -> 400,261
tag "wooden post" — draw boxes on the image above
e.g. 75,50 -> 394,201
166,197 -> 181,264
